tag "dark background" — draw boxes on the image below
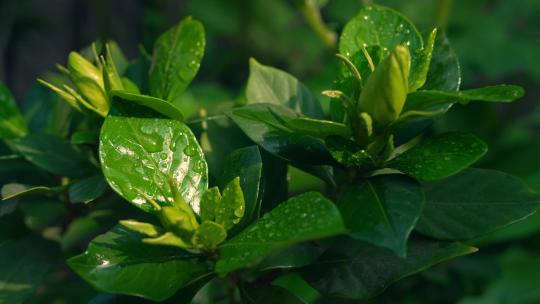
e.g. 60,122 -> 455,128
1,0 -> 540,303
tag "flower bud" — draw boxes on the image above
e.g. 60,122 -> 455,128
158,206 -> 198,242
67,52 -> 109,113
358,45 -> 410,129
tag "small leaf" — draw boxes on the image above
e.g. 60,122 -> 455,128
387,132 -> 487,180
150,17 -> 205,101
69,175 -> 107,204
119,220 -> 162,237
143,231 -> 191,249
246,58 -> 324,119
109,90 -> 184,120
216,177 -> 245,231
11,133 -> 95,178
325,136 -> 374,169
409,28 -> 437,92
422,30 -> 461,92
219,146 -> 263,229
193,220 -> 227,250
99,116 -> 208,213
302,237 -> 476,299
337,174 -> 424,257
416,168 -> 540,240
216,192 -> 345,274
200,187 -> 221,222
68,224 -> 210,302
1,183 -> 62,201
0,81 -> 28,139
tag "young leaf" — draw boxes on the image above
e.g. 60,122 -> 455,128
302,237 -> 476,299
216,192 -> 345,274
0,81 -> 28,139
228,104 -> 334,165
193,220 -> 227,250
119,220 -> 162,237
200,187 -> 221,222
246,58 -> 324,119
422,30 -> 461,92
339,5 -> 422,77
68,224 -> 210,302
68,175 -> 107,204
109,90 -> 184,120
215,177 -> 245,231
150,17 -> 205,101
416,168 -> 540,240
387,132 -> 487,180
409,28 -> 437,92
11,133 -> 95,178
99,116 -> 208,213
219,146 -> 263,229
337,174 -> 424,257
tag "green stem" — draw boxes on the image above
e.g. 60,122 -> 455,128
299,0 -> 337,50
436,0 -> 453,28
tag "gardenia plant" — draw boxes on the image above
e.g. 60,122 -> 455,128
0,5 -> 538,303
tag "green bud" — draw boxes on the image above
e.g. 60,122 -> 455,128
158,206 -> 199,243
358,45 -> 410,128
67,52 -> 109,113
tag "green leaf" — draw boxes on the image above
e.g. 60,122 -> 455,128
404,85 -> 525,113
216,192 -> 345,274
10,133 -> 95,178
71,131 -> 99,145
110,90 -> 184,120
339,5 -> 422,78
387,132 -> 487,180
416,168 -> 540,240
193,220 -> 227,250
422,30 -> 461,92
256,243 -> 324,271
69,175 -> 108,204
284,117 -> 351,138
215,177 -> 245,231
99,116 -> 208,213
68,224 -> 210,302
1,183 -> 63,201
119,219 -> 162,237
409,28 -> 437,92
150,17 -> 205,101
337,174 -> 424,257
272,273 -> 320,304
246,58 -> 324,119
200,187 -> 221,222
228,104 -> 333,165
219,146 -> 263,229
0,81 -> 28,139
0,236 -> 59,303
302,237 -> 476,299
325,136 -> 374,169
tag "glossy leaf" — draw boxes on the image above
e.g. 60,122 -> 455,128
193,220 -> 227,250
99,116 -> 208,213
215,177 -> 245,231
69,175 -> 108,204
219,146 -> 263,229
228,104 -> 333,165
11,133 -> 95,178
302,237 -> 476,299
404,85 -> 524,113
150,17 -> 205,101
68,224 -> 210,302
339,5 -> 422,77
409,28 -> 437,92
216,192 -> 345,274
416,168 -> 540,240
284,117 -> 351,138
0,81 -> 28,139
337,174 -> 424,257
246,58 -> 324,119
0,236 -> 59,303
109,91 -> 184,120
325,136 -> 374,169
422,30 -> 461,92
388,132 -> 487,180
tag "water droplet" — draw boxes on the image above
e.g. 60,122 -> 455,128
363,15 -> 369,20
184,145 -> 197,156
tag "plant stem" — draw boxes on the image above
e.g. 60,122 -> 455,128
436,0 -> 453,28
299,0 -> 337,50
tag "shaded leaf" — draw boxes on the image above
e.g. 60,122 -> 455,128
109,91 -> 184,120
69,175 -> 108,204
0,81 -> 28,139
